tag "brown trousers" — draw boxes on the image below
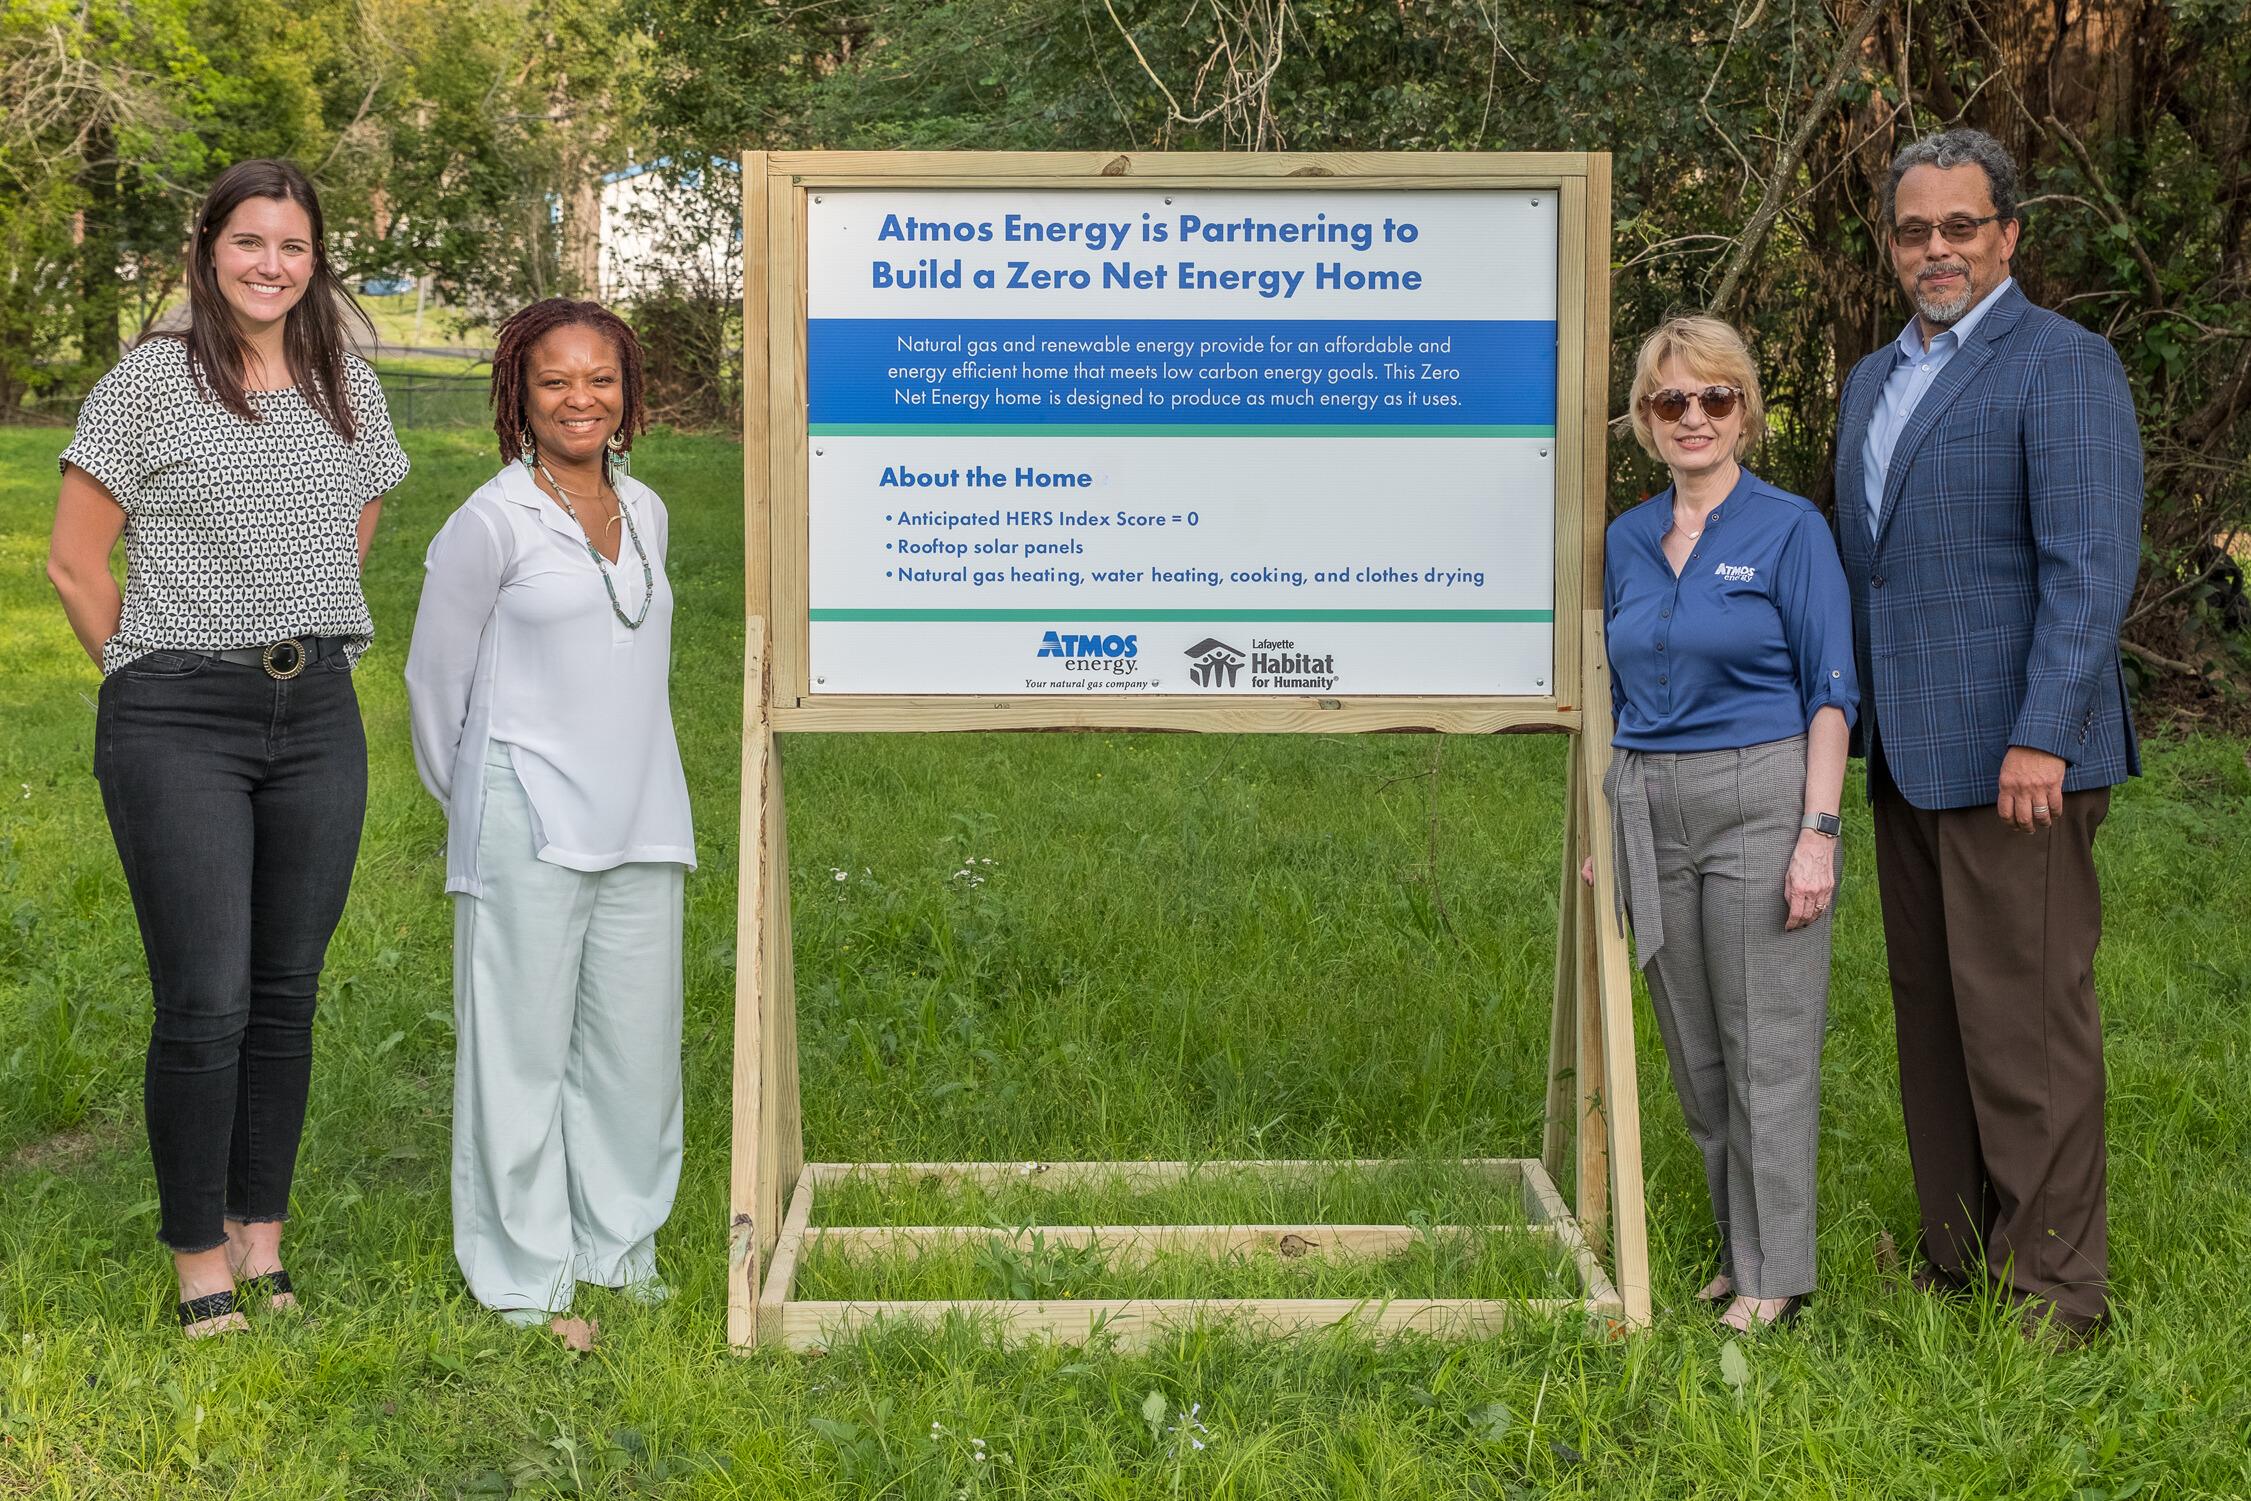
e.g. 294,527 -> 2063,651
1869,748 -> 2111,1329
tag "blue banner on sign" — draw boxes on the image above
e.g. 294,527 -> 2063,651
807,318 -> 1557,428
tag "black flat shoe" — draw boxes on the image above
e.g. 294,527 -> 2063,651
237,1268 -> 293,1301
1724,1293 -> 1811,1332
177,1288 -> 242,1336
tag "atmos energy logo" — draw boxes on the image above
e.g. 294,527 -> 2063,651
1037,630 -> 1140,674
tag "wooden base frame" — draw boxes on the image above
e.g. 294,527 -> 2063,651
756,1157 -> 1612,1351
726,611 -> 1652,1349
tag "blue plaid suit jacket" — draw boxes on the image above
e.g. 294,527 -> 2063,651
1833,284 -> 2143,810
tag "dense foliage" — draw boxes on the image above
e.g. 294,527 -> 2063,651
5,0 -> 2246,699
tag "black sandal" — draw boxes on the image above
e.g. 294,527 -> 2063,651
237,1269 -> 295,1304
178,1288 -> 241,1332
1761,1293 -> 1812,1330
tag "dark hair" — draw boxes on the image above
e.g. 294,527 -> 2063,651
1884,128 -> 2022,228
167,158 -> 372,441
489,299 -> 647,469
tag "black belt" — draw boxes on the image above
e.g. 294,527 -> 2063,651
201,636 -> 351,679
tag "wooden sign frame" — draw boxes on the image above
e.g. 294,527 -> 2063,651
730,150 -> 1649,1348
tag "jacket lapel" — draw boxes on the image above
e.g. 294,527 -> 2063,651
1835,360 -> 1885,556
1872,284 -> 2027,556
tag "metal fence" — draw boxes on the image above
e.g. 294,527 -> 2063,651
9,368 -> 491,431
380,371 -> 488,429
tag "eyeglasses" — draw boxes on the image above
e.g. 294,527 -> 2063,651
1890,213 -> 2003,248
1641,385 -> 1743,423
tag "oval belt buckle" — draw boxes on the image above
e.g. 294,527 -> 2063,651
260,638 -> 307,680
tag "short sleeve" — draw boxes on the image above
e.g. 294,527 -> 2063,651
346,359 -> 410,503
1774,509 -> 1859,729
58,352 -> 152,510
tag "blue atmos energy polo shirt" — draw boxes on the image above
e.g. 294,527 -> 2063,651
1604,469 -> 1860,752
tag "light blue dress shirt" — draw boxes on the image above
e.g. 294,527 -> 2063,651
1860,276 -> 2014,536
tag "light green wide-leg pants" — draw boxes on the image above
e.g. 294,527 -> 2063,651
450,748 -> 685,1315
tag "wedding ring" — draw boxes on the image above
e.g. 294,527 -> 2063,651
2033,804 -> 2051,815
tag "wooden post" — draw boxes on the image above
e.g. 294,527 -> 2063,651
1578,611 -> 1651,1326
728,617 -> 774,1346
1542,760 -> 1581,1182
766,732 -> 803,1226
729,616 -> 805,1349
1572,723 -> 1611,1249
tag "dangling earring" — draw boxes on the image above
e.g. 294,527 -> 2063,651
519,432 -> 537,467
606,428 -> 629,478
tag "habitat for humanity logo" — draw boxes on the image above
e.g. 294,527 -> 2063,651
1183,638 -> 1245,687
1037,630 -> 1140,674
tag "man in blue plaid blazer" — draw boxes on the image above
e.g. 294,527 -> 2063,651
1834,129 -> 2142,1340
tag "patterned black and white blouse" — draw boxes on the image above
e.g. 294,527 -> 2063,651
60,337 -> 410,674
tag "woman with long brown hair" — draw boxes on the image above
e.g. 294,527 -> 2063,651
46,158 -> 407,1337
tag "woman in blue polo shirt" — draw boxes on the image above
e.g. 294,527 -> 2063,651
1598,314 -> 1856,1333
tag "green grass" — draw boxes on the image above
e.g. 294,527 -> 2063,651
3,425 -> 2250,1496
810,1164 -> 1538,1229
790,1231 -> 1580,1305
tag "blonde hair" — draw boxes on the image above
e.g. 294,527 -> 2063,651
1627,314 -> 1768,462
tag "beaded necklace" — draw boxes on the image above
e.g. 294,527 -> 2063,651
531,457 -> 654,630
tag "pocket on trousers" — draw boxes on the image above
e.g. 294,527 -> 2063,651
116,650 -> 211,681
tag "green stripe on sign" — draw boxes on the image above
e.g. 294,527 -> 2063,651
809,609 -> 1554,623
806,424 -> 1557,438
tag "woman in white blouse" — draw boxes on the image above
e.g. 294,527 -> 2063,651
405,299 -> 694,1328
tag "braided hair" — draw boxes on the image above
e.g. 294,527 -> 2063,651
489,298 -> 648,469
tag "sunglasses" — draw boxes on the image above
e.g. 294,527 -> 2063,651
1890,212 -> 2003,247
1641,385 -> 1743,423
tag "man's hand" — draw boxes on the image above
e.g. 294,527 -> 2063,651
1997,746 -> 2068,833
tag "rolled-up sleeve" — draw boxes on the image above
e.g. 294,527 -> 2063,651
58,359 -> 149,510
1775,510 -> 1859,729
404,506 -> 507,805
1603,546 -> 1624,719
347,361 -> 411,504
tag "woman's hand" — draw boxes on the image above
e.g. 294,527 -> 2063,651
1580,854 -> 1595,887
48,466 -> 127,667
1783,829 -> 1837,931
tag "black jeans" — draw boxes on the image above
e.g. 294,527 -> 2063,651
95,650 -> 366,1253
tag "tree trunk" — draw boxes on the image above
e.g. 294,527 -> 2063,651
77,123 -> 122,369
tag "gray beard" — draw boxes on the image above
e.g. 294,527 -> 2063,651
1914,277 -> 1975,326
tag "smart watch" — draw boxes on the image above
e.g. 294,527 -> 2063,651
1801,812 -> 1842,838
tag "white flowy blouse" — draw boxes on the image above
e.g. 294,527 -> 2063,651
405,461 -> 695,896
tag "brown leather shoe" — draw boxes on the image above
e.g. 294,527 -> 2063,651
2017,1295 -> 2107,1350
1910,1264 -> 1970,1297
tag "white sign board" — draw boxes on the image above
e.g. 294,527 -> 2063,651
804,188 -> 1559,695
